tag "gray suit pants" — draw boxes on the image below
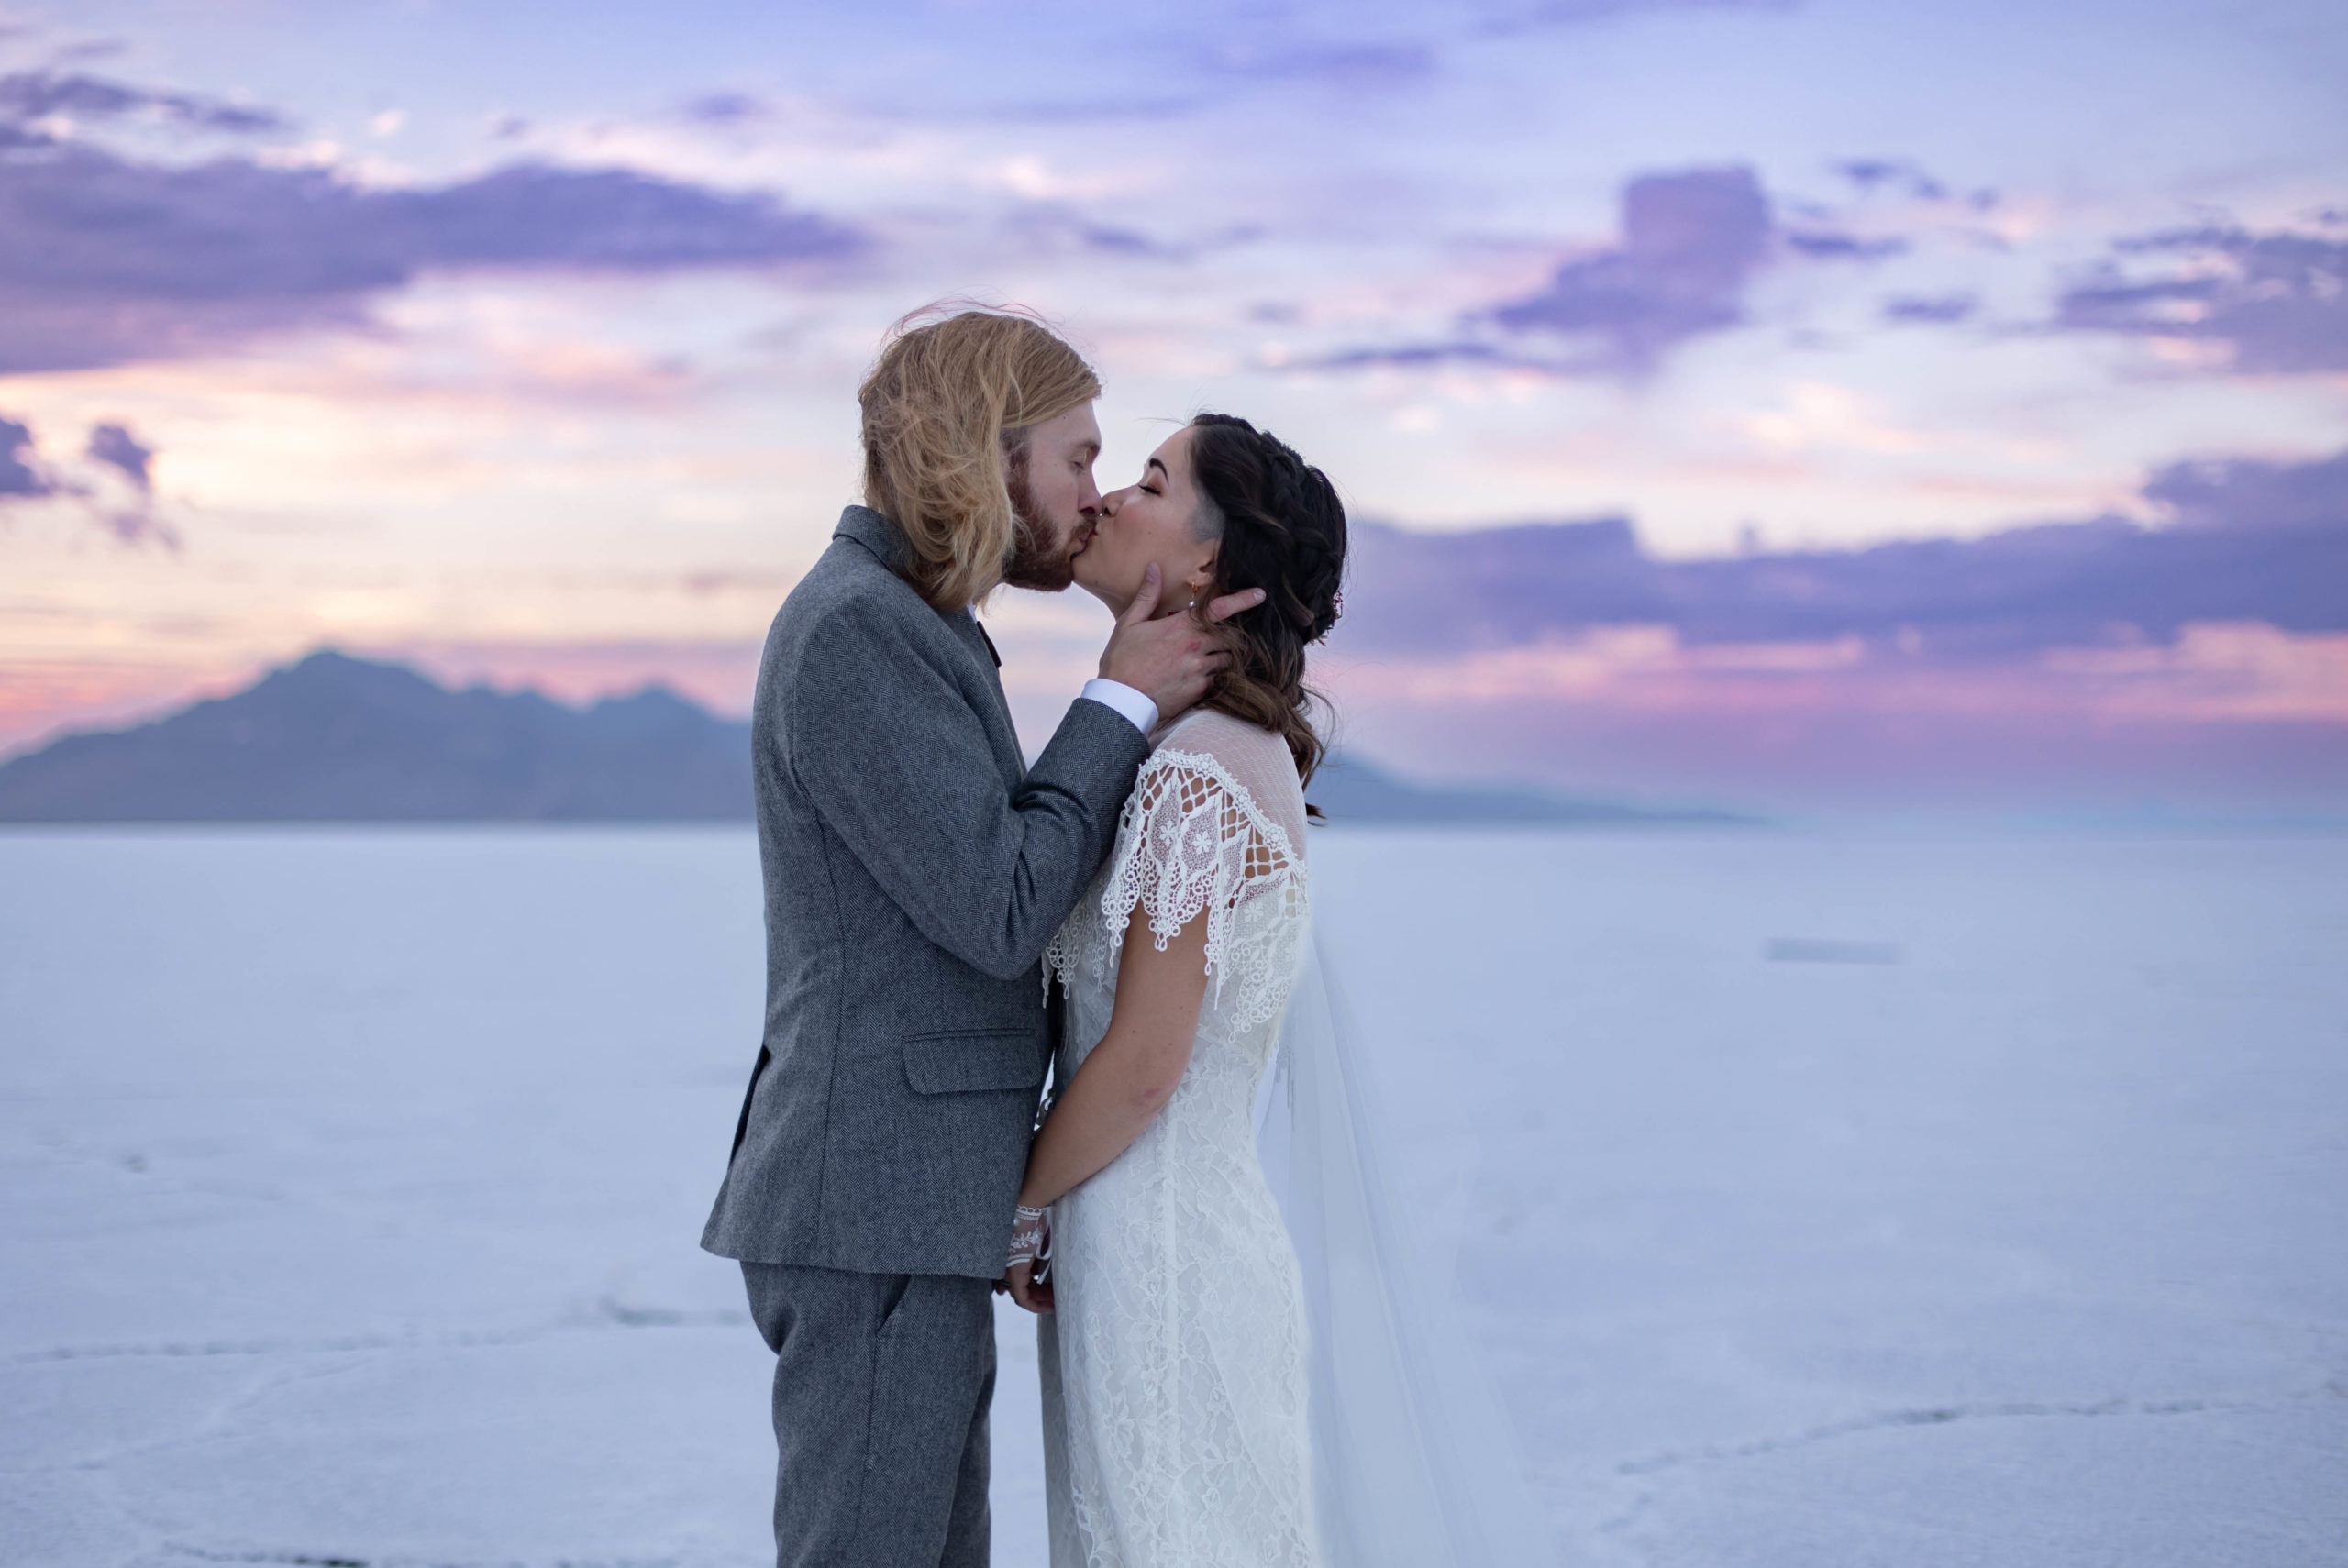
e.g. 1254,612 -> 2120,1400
742,1263 -> 997,1568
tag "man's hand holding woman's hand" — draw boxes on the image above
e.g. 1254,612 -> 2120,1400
1097,563 -> 1266,723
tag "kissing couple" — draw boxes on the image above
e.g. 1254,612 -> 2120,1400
702,305 -> 1540,1568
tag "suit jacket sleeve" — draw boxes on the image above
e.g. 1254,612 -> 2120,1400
787,595 -> 1151,981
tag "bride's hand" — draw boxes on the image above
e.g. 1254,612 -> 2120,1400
1003,1258 -> 1054,1315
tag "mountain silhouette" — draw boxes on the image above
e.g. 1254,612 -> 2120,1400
0,650 -> 1750,826
0,651 -> 751,822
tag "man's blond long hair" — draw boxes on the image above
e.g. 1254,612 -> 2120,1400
858,305 -> 1102,611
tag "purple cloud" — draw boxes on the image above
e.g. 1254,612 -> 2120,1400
86,424 -> 153,492
0,70 -> 284,134
1326,163 -> 1916,377
0,416 -> 52,499
1335,447 -> 2348,660
1456,0 -> 1790,35
679,92 -> 767,127
1202,39 -> 1436,88
1000,203 -> 1195,261
1490,167 -> 1772,371
2143,449 -> 2348,532
0,414 -> 174,546
1832,157 -> 1949,201
394,164 -> 858,271
1781,228 -> 1907,260
94,506 -> 176,549
1883,293 -> 1977,324
2056,221 -> 2348,373
0,94 -> 865,373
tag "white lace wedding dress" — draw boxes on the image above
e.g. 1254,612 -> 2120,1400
1038,707 -> 1317,1568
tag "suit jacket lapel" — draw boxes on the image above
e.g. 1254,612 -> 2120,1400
944,608 -> 1025,783
832,504 -> 1026,783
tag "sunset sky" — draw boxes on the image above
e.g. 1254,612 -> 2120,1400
3,0 -> 2343,814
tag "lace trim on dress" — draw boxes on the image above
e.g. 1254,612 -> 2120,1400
1046,747 -> 1308,1035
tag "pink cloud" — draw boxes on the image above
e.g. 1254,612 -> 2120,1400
1320,624 -> 2348,812
0,657 -> 251,759
1332,623 -> 2348,725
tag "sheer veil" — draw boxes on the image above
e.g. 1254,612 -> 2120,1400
1255,923 -> 1560,1568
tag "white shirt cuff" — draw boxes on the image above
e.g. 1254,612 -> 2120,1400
1080,678 -> 1158,737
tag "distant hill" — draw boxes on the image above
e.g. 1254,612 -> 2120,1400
0,652 -> 751,822
0,651 -> 1755,826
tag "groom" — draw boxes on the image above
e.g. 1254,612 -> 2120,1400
702,307 -> 1262,1567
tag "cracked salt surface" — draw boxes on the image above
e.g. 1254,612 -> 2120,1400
3,829 -> 2343,1567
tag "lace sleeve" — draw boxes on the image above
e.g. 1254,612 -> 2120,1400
1050,747 -> 1308,1033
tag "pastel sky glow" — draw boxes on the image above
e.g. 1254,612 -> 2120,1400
2,0 -> 2344,812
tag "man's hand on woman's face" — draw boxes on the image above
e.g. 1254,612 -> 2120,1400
1097,563 -> 1267,722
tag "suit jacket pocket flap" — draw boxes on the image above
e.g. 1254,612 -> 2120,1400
901,1029 -> 1047,1095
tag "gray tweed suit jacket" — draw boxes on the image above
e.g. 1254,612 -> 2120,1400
701,505 -> 1150,1280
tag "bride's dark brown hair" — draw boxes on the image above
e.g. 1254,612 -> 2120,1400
1184,413 -> 1346,792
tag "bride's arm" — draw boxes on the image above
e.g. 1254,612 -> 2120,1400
1003,749 -> 1291,1310
1006,913 -> 1211,1308
1019,911 -> 1211,1212
1005,911 -> 1213,1309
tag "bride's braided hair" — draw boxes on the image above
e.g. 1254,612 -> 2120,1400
1185,413 -> 1347,791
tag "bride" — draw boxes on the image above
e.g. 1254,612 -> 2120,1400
1002,412 -> 1338,1567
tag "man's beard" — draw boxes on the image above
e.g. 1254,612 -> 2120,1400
1002,457 -> 1085,592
